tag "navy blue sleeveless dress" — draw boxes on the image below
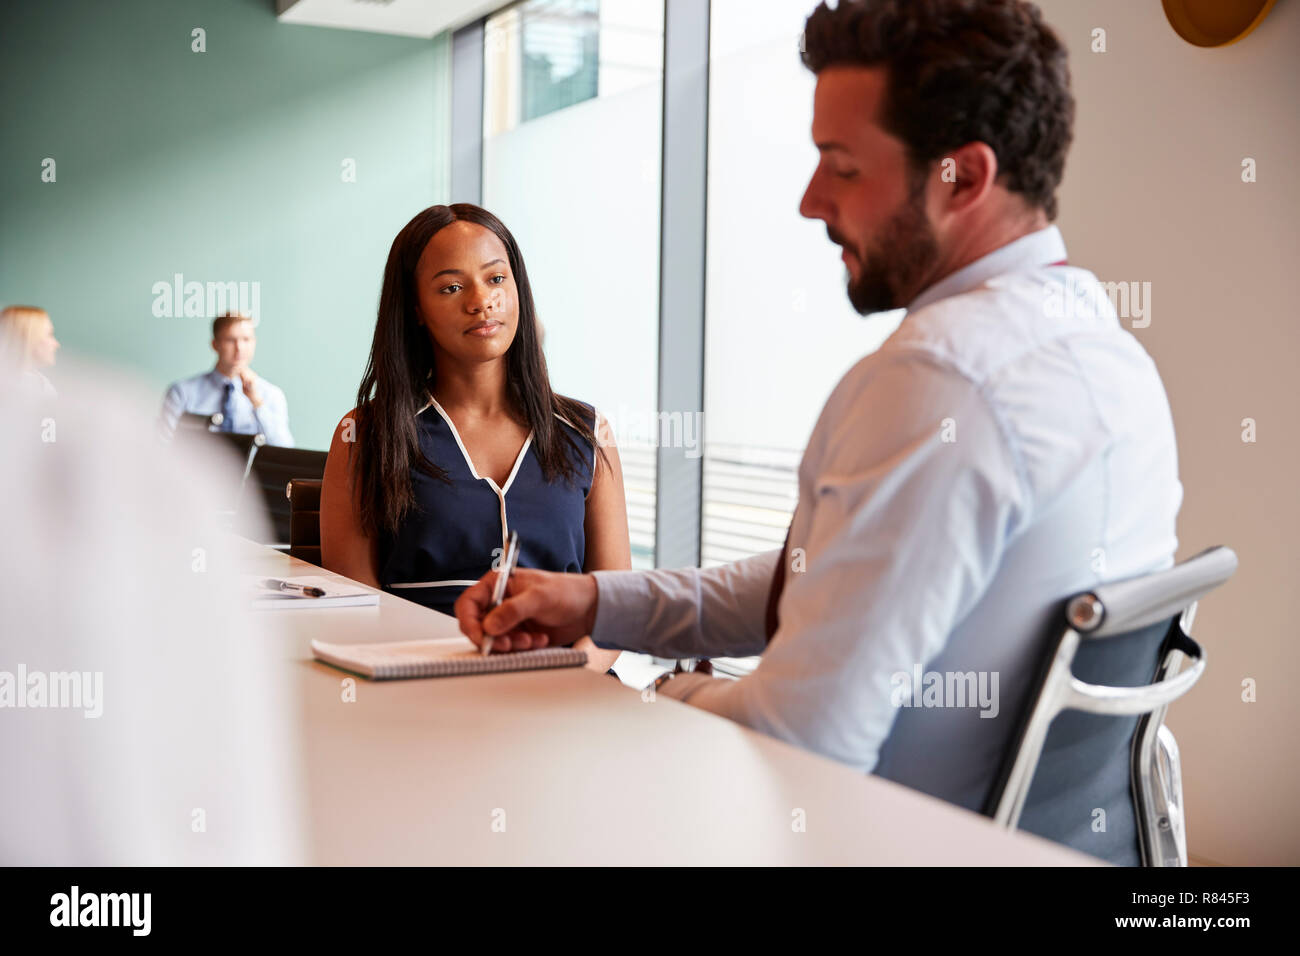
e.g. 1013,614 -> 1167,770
377,397 -> 598,617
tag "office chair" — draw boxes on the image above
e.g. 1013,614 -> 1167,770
174,410 -> 224,432
984,546 -> 1237,866
245,446 -> 328,547
173,427 -> 263,515
286,478 -> 323,566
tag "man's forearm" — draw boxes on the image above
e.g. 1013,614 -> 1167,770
589,548 -> 779,659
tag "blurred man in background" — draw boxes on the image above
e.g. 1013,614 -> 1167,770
159,311 -> 294,446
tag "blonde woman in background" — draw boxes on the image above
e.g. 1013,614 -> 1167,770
0,305 -> 60,398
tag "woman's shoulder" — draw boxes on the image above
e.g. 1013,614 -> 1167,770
329,407 -> 362,444
552,395 -> 599,433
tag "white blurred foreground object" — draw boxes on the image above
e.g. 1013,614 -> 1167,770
0,355 -> 306,864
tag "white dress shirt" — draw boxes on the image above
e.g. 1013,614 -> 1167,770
159,368 -> 294,447
590,226 -> 1182,815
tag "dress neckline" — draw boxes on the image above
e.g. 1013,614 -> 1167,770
425,397 -> 534,496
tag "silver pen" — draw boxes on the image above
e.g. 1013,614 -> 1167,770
261,577 -> 325,597
483,530 -> 520,656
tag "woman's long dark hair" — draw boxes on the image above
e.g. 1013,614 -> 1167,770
352,203 -> 609,537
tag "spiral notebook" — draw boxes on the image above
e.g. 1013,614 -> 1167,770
310,636 -> 587,680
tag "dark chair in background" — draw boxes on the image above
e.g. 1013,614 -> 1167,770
244,446 -> 328,547
984,545 -> 1237,866
173,426 -> 263,514
170,424 -> 325,550
174,410 -> 225,433
286,478 -> 323,566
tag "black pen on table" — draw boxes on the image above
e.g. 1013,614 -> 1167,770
483,530 -> 520,656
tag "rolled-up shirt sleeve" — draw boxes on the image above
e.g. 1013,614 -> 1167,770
626,358 -> 1030,773
590,548 -> 778,660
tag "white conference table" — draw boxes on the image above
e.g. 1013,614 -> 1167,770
244,540 -> 1096,865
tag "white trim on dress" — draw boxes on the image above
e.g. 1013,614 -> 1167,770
389,579 -> 480,589
427,396 -> 534,555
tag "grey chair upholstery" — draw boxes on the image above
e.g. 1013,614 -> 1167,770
984,546 -> 1237,866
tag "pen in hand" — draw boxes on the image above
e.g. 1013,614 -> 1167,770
483,530 -> 520,656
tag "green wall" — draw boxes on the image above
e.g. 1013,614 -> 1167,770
0,0 -> 451,449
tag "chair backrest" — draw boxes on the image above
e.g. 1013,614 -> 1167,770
173,428 -> 262,513
175,410 -> 222,433
246,446 -> 327,545
286,478 -> 323,566
983,546 -> 1237,865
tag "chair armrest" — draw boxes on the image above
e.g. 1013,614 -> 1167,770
1078,546 -> 1237,637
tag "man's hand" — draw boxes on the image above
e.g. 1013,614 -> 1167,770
454,568 -> 599,654
237,368 -> 263,408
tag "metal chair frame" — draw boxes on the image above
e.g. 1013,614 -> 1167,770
989,546 -> 1237,866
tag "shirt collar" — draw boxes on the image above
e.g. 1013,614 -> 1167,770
905,225 -> 1068,314
208,368 -> 238,387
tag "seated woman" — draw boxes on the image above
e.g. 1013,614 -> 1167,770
320,204 -> 629,673
0,305 -> 60,397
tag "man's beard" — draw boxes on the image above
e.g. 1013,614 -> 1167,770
836,180 -> 940,315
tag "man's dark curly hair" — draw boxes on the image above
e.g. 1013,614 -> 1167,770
801,0 -> 1074,220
